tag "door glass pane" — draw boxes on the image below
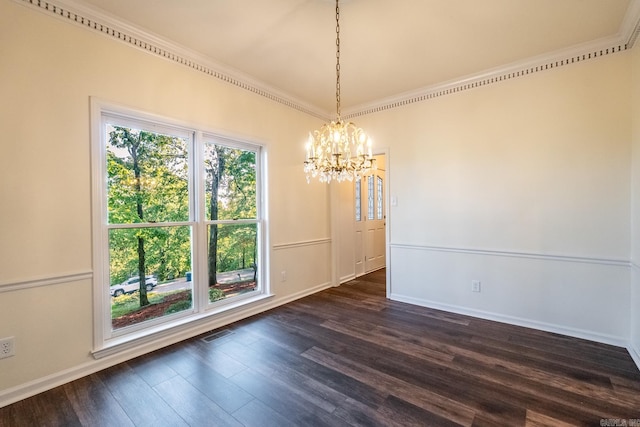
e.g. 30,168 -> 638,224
367,175 -> 374,220
377,175 -> 384,220
208,223 -> 258,303
106,125 -> 189,224
204,145 -> 257,221
109,226 -> 193,330
355,180 -> 361,222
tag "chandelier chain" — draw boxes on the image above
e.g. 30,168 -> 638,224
335,0 -> 341,119
303,0 -> 376,184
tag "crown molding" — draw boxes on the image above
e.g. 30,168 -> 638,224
13,0 -> 331,120
621,0 -> 640,47
343,34 -> 630,119
344,0 -> 640,118
13,0 -> 640,121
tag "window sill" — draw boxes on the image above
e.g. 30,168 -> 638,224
92,292 -> 274,360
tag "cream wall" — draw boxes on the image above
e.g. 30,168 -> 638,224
631,41 -> 640,364
0,0 -> 331,402
354,52 -> 633,344
2,0 -> 640,407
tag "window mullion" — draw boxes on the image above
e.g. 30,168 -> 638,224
193,130 -> 208,314
206,219 -> 259,226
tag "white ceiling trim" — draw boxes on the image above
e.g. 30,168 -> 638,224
621,0 -> 640,47
345,0 -> 640,118
14,0 -> 329,120
343,36 -> 628,119
14,0 -> 640,121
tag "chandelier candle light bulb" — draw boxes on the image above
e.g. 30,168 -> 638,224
304,0 -> 376,183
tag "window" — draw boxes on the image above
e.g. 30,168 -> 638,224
92,101 -> 265,349
203,140 -> 260,303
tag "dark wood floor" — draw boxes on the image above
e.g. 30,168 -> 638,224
2,269 -> 640,426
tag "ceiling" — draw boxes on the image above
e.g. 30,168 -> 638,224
66,0 -> 635,115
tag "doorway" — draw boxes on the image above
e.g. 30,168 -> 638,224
354,154 -> 386,277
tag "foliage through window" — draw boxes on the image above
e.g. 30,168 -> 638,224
95,107 -> 264,341
204,142 -> 259,301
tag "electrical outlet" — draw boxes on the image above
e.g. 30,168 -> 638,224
471,280 -> 481,293
281,270 -> 287,282
0,337 -> 15,359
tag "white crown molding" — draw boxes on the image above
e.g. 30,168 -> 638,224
621,0 -> 640,47
13,0 -> 331,120
343,0 -> 640,118
12,0 -> 640,121
343,34 -> 629,119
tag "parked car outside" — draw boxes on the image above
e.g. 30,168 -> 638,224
110,275 -> 158,297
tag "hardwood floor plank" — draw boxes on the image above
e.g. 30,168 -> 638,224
185,337 -> 250,379
126,351 -> 180,387
331,397 -> 407,427
524,409 -> 579,427
0,386 -> 82,427
302,346 -> 478,426
379,394 -> 473,427
217,329 -> 389,411
316,308 -> 640,414
96,363 -> 188,427
62,375 -> 134,427
152,375 -> 242,427
319,317 -> 455,364
228,368 -> 351,427
230,399 -> 298,427
184,367 -> 254,413
450,354 -> 621,424
147,343 -> 209,379
469,334 -> 639,382
206,331 -> 371,416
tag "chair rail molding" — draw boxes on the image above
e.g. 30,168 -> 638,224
0,270 -> 93,293
272,238 -> 331,251
389,243 -> 630,268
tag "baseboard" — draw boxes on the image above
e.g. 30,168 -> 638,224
389,292 -> 628,348
0,280 -> 332,408
0,358 -> 111,409
339,273 -> 356,284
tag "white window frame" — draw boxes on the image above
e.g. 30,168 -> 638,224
90,98 -> 269,356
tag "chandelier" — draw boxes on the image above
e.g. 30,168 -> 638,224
304,0 -> 375,183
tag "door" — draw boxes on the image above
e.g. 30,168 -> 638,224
364,169 -> 386,272
354,179 -> 365,276
354,155 -> 386,275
